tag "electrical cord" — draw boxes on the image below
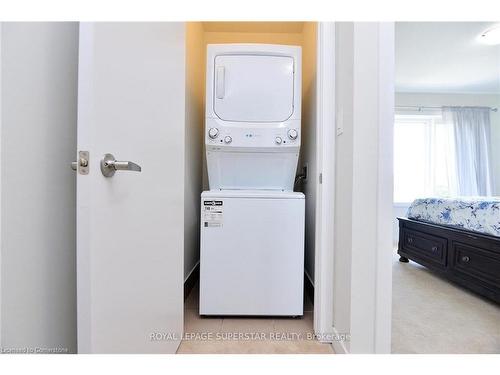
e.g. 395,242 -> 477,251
294,173 -> 306,187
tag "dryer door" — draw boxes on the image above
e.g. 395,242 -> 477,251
213,54 -> 295,122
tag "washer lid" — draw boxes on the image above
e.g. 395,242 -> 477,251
213,54 -> 295,123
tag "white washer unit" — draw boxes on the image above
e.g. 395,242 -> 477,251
200,190 -> 304,316
200,44 -> 304,316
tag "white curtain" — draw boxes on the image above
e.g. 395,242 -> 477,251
442,106 -> 493,196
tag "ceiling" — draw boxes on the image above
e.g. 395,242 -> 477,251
202,22 -> 305,34
396,22 -> 500,94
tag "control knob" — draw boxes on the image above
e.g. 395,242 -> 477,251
208,128 -> 219,139
224,136 -> 232,144
275,136 -> 283,145
287,129 -> 298,140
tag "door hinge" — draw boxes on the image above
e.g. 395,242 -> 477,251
319,172 -> 323,184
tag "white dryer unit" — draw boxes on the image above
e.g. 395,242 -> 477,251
199,191 -> 305,316
205,44 -> 302,191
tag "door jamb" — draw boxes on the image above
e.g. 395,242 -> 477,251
313,22 -> 394,354
313,21 -> 336,348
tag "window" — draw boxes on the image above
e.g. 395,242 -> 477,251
394,114 -> 458,203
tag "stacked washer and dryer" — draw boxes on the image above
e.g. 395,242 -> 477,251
200,44 -> 305,316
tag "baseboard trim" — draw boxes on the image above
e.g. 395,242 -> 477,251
184,261 -> 199,283
330,326 -> 349,354
304,270 -> 314,304
184,262 -> 199,301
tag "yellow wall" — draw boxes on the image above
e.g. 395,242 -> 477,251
187,21 -> 317,111
201,23 -> 317,189
202,23 -> 317,117
204,31 -> 303,46
184,22 -> 318,280
184,22 -> 206,279
202,22 -> 304,34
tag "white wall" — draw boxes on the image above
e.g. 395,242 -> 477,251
393,92 -> 500,244
0,23 -> 79,352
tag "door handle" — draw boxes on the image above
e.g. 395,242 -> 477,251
100,153 -> 142,177
216,66 -> 225,99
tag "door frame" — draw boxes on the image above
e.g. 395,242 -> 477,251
313,21 -> 336,344
313,22 -> 394,354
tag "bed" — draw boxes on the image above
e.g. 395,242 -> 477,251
397,197 -> 500,303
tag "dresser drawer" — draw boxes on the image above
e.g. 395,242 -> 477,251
449,242 -> 500,289
400,227 -> 448,267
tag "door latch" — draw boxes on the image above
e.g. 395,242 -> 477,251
70,151 -> 90,175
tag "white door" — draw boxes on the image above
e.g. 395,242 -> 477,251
76,23 -> 185,354
214,55 -> 295,122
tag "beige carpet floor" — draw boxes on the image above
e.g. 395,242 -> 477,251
177,283 -> 334,354
392,253 -> 500,353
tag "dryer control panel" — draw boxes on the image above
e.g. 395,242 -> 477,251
205,119 -> 301,150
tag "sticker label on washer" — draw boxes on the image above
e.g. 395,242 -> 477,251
203,200 -> 223,227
